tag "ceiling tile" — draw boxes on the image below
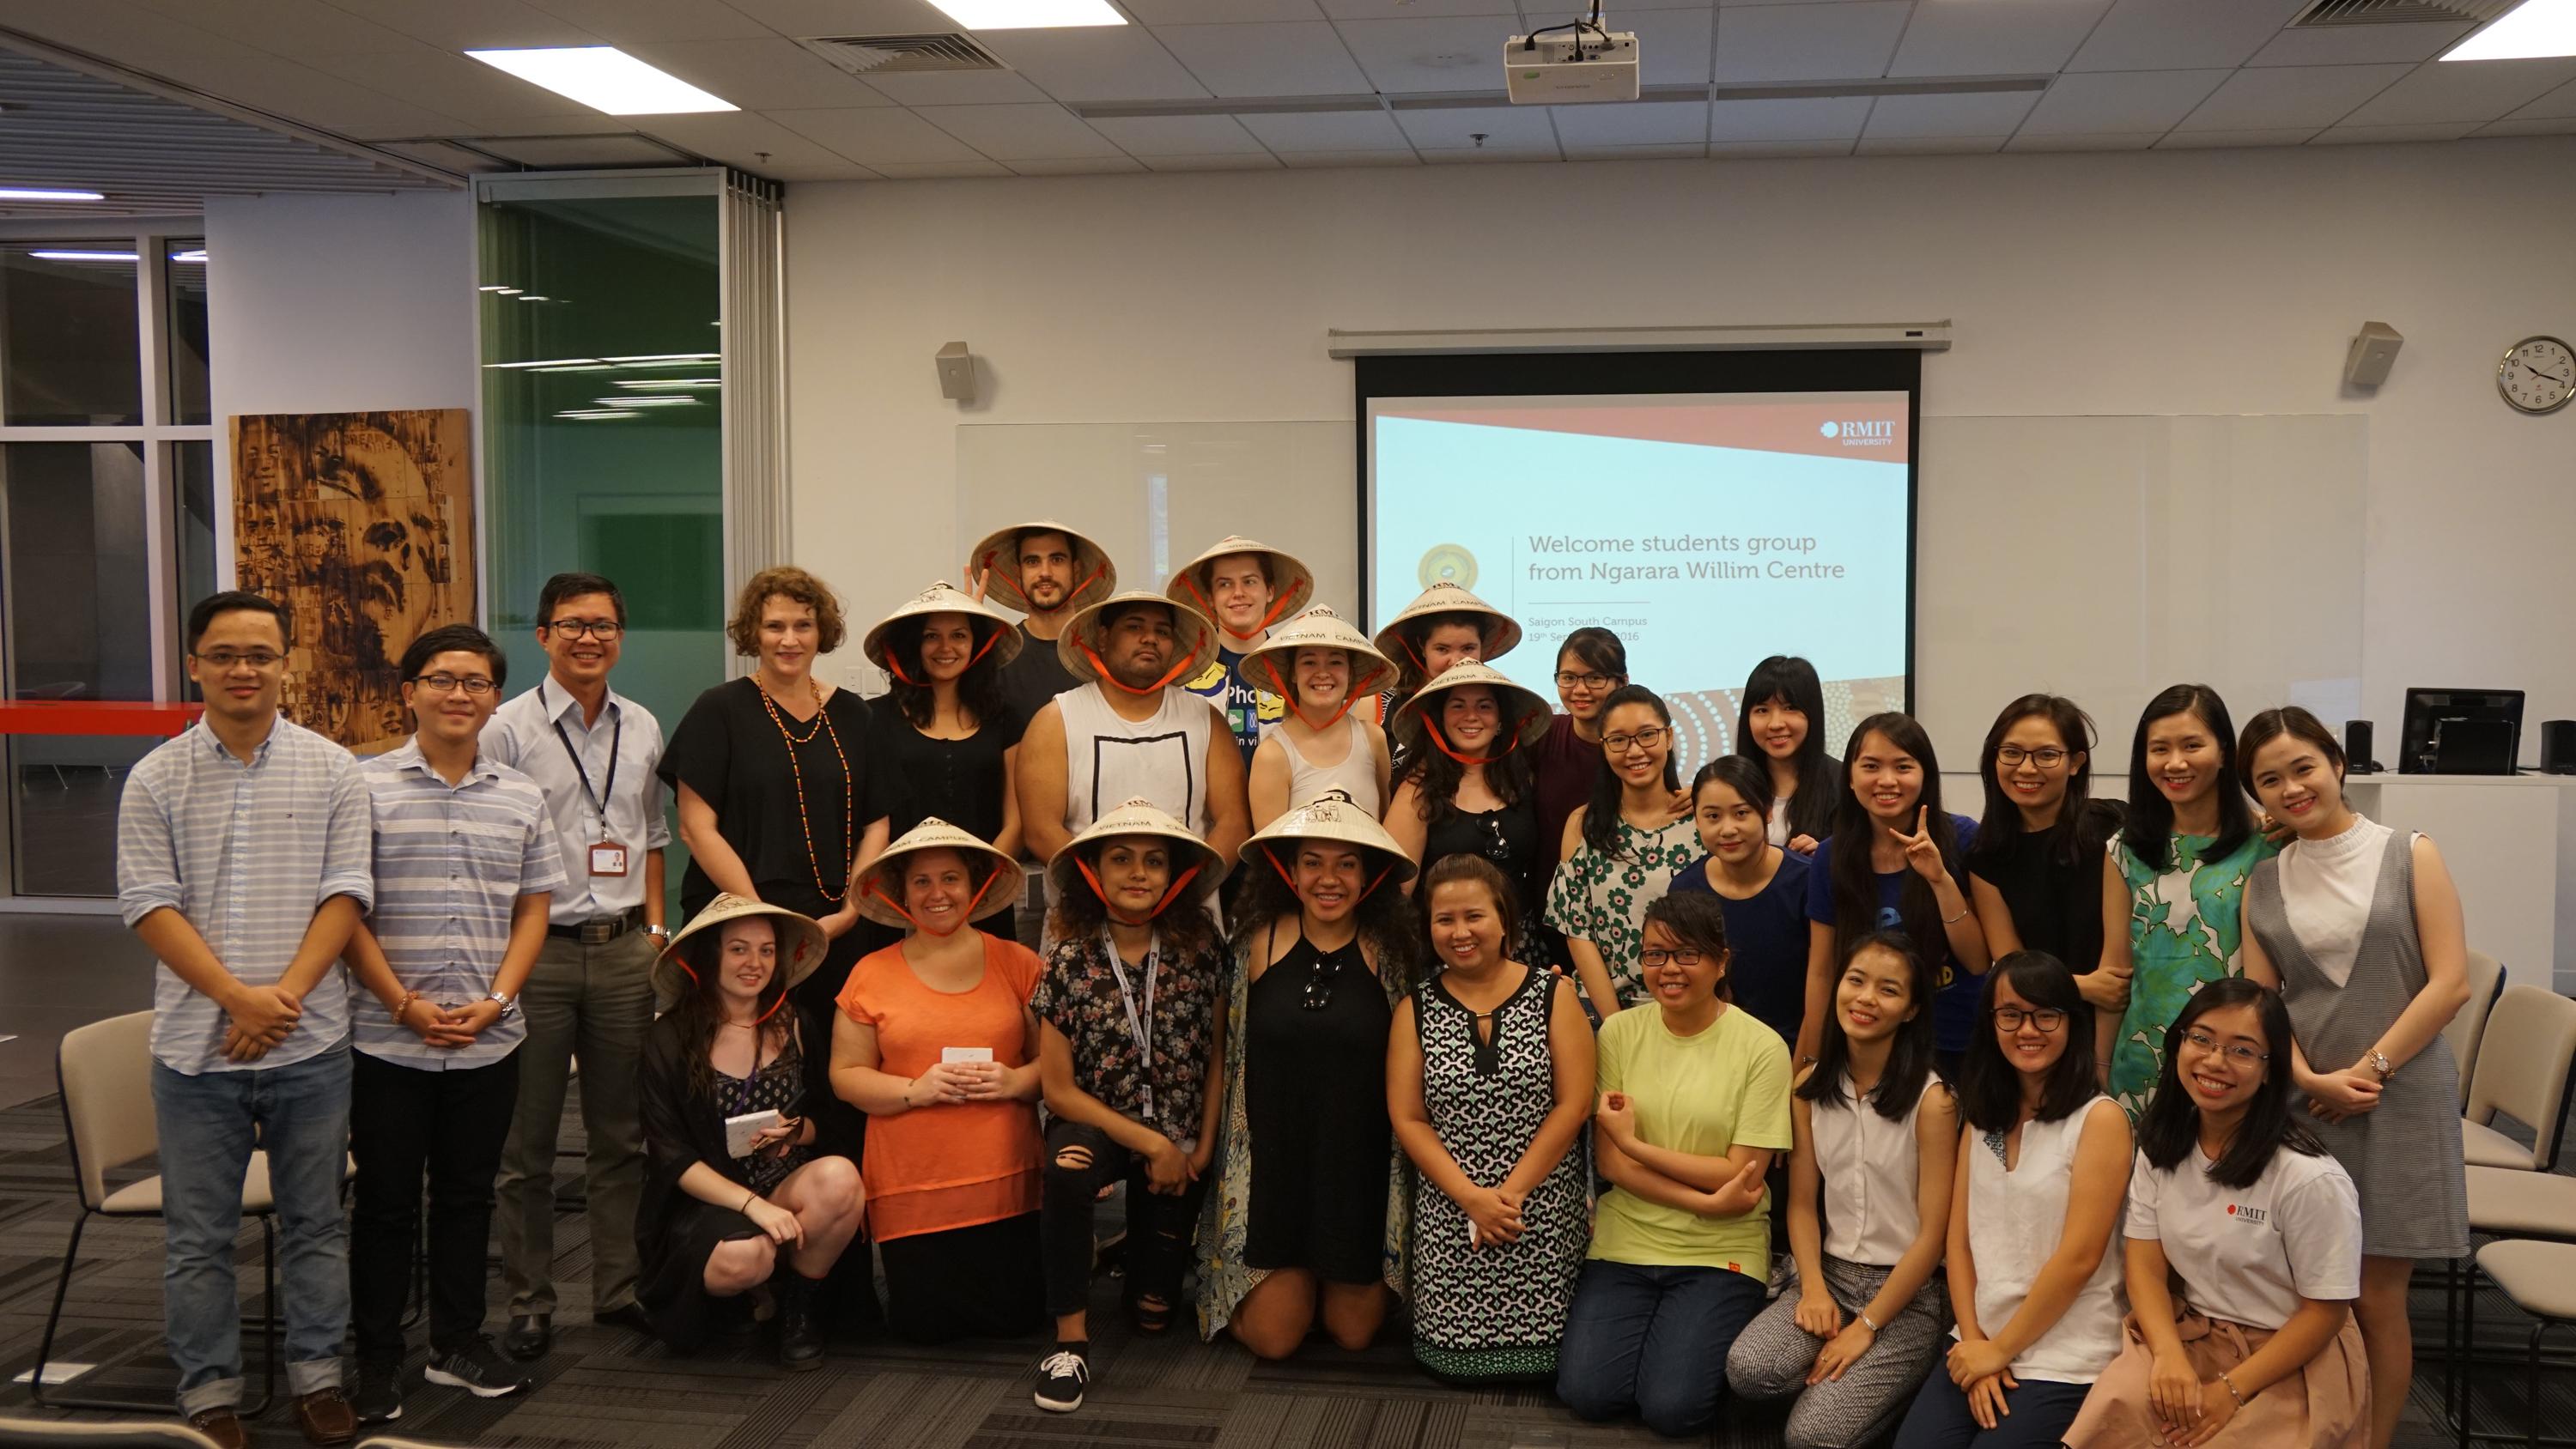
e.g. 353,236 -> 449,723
2310,119 -> 2483,143
1713,3 -> 1911,84
1335,15 -> 1520,94
1706,94 -> 1871,141
2509,79 -> 2576,119
380,139 -> 514,171
1887,0 -> 2112,78
769,158 -> 884,179
1128,0 -> 1322,18
475,134 -> 686,165
2338,58 -> 2576,126
2475,116 -> 2576,136
1862,89 -> 2041,137
322,0 -> 597,51
628,39 -> 896,110
1394,104 -> 1558,149
919,101 -> 1126,158
1152,21 -> 1375,96
1557,0 -> 1722,10
866,159 -> 1015,178
1273,149 -> 1422,167
187,55 -> 481,137
972,27 -> 1213,102
1236,108 -> 1412,149
2245,22 -> 2472,67
2174,63 -> 2412,130
2018,69 -> 2231,134
131,0 -> 422,57
1856,134 -> 2008,154
2154,126 -> 2323,148
525,0 -> 772,41
1085,114 -> 1271,155
1323,0 -> 1507,15
638,110 -> 860,172
720,0 -> 956,33
2004,130 -> 2159,149
1138,151 -> 1289,169
860,70 -> 1054,105
1565,142 -> 1715,160
0,0 -> 271,82
2066,0 -> 2303,72
300,45 -> 597,122
1708,137 -> 1854,156
1420,146 -> 1559,162
1628,8 -> 1718,86
771,105 -> 990,162
1548,98 -> 1708,145
1007,155 -> 1149,173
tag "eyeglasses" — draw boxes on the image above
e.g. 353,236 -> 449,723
1639,948 -> 1704,968
1996,746 -> 2069,768
1300,953 -> 1344,1011
1991,1005 -> 2067,1034
1603,726 -> 1668,755
194,649 -> 283,670
544,619 -> 623,640
2183,1027 -> 2269,1068
1555,670 -> 1621,691
412,672 -> 497,696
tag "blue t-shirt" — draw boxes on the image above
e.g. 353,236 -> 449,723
1668,849 -> 1812,1050
1804,814 -> 1981,1053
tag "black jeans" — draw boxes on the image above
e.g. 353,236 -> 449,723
1040,1119 -> 1202,1321
349,1050 -> 520,1361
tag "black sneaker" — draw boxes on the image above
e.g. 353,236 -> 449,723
1033,1345 -> 1091,1413
423,1337 -> 532,1398
349,1361 -> 403,1424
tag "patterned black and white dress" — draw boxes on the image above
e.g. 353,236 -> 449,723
1408,965 -> 1587,1381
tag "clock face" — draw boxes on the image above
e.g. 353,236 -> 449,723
2499,336 -> 2575,414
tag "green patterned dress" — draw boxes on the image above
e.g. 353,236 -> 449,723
1544,812 -> 1703,1009
2108,830 -> 2281,1120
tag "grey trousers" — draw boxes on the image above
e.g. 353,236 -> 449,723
495,928 -> 656,1317
1726,1253 -> 1952,1449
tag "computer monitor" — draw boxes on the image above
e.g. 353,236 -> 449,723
2397,688 -> 2524,775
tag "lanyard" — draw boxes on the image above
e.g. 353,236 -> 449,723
1101,925 -> 1160,1119
541,682 -> 622,832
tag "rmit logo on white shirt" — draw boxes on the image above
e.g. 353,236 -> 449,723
2225,1203 -> 2269,1226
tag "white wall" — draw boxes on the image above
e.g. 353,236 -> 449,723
782,136 -> 2576,762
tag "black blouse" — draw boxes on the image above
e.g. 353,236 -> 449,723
1967,799 -> 2123,974
635,1005 -> 858,1258
861,700 -> 1025,845
659,676 -> 872,917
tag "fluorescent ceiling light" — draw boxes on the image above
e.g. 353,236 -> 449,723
598,396 -> 697,407
27,250 -> 137,262
603,352 -> 720,362
559,409 -> 642,420
533,363 -> 617,373
515,294 -> 552,301
2445,0 -> 2576,58
465,47 -> 736,114
168,249 -> 207,263
0,187 -> 105,202
927,0 -> 1126,27
611,378 -> 720,388
485,357 -> 602,369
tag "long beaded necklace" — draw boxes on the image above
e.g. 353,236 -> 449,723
755,673 -> 852,901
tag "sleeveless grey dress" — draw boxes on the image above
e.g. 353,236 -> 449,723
2245,831 -> 2468,1259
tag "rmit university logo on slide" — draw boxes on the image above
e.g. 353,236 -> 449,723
1820,419 -> 1897,448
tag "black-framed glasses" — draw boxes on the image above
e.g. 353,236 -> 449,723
1555,670 -> 1621,691
1996,745 -> 2069,768
1991,1005 -> 2067,1034
544,619 -> 623,640
1604,725 -> 1668,755
2183,1027 -> 2269,1068
1639,948 -> 1703,968
193,649 -> 283,670
1300,954 -> 1344,1011
412,672 -> 497,696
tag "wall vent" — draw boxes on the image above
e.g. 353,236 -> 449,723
2291,0 -> 2512,26
797,33 -> 1011,75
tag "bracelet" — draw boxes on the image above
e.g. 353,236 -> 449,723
740,1189 -> 757,1215
1942,906 -> 1968,925
2220,1373 -> 2246,1407
393,990 -> 422,1022
1858,1309 -> 1881,1333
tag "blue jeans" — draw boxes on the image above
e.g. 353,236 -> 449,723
1556,1259 -> 1767,1438
1892,1367 -> 2093,1448
151,1047 -> 352,1415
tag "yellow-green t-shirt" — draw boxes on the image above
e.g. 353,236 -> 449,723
1590,1003 -> 1793,1278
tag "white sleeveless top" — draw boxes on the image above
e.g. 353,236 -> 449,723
1054,681 -> 1218,878
1960,1095 -> 2127,1383
1274,715 -> 1380,816
1815,1075 -> 1933,1267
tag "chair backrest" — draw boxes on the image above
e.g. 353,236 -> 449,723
0,1413 -> 221,1446
56,1010 -> 160,1212
2444,950 -> 2508,1108
2465,984 -> 2576,1173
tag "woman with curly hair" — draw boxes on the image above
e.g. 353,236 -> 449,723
1198,791 -> 1421,1359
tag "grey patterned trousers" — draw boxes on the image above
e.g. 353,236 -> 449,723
1725,1253 -> 1952,1449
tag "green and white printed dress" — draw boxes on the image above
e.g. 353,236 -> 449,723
1545,812 -> 1702,1009
2107,830 -> 2280,1120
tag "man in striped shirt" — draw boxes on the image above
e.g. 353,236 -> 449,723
118,591 -> 375,1449
337,623 -> 565,1423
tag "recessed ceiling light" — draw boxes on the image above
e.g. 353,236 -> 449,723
27,250 -> 137,262
465,47 -> 737,114
0,187 -> 105,202
2445,0 -> 2576,59
168,249 -> 208,263
924,0 -> 1127,29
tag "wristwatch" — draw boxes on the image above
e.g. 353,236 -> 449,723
2366,1050 -> 2394,1083
644,925 -> 671,943
487,991 -> 519,1021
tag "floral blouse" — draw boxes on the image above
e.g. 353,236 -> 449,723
1546,811 -> 1703,1008
1031,928 -> 1226,1143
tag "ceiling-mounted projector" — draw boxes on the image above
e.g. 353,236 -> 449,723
1504,15 -> 1639,105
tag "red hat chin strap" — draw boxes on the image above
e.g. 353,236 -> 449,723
1258,656 -> 1357,733
676,955 -> 793,1023
1077,857 -> 1204,927
1179,573 -> 1297,645
1078,640 -> 1197,696
1415,716 -> 1523,768
885,622 -> 1006,689
981,550 -> 1106,617
1261,846 -> 1400,905
869,865 -> 1005,937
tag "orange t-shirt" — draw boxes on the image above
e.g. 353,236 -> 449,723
835,933 -> 1043,1241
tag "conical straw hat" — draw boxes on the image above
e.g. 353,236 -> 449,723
854,817 -> 1027,930
1056,591 -> 1218,688
650,893 -> 829,1012
1045,797 -> 1228,912
963,518 -> 1117,615
860,580 -> 1023,678
1235,607 -> 1395,706
1163,535 -> 1315,645
1371,582 -> 1522,668
1237,787 -> 1417,886
1391,659 -> 1555,751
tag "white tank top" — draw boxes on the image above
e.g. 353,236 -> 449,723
1055,679 -> 1218,842
1814,1075 -> 1933,1268
1276,715 -> 1380,816
1961,1095 -> 2127,1383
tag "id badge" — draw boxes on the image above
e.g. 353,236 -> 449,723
589,840 -> 629,877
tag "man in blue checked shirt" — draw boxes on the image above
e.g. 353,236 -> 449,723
118,591 -> 375,1449
336,623 -> 565,1424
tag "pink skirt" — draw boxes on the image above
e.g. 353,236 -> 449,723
2063,1306 -> 2369,1449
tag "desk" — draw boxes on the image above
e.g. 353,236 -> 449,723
0,700 -> 204,737
2343,773 -> 2574,997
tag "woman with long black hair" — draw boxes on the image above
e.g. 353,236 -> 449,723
1384,661 -> 1552,925
1798,714 -> 1988,1072
1548,684 -> 1699,1018
1965,694 -> 2122,992
1736,656 -> 1838,854
2063,978 -> 2368,1449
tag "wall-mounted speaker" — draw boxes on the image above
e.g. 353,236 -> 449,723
935,341 -> 976,403
2345,322 -> 2403,389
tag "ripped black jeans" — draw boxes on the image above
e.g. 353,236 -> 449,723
1040,1118 -> 1206,1320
